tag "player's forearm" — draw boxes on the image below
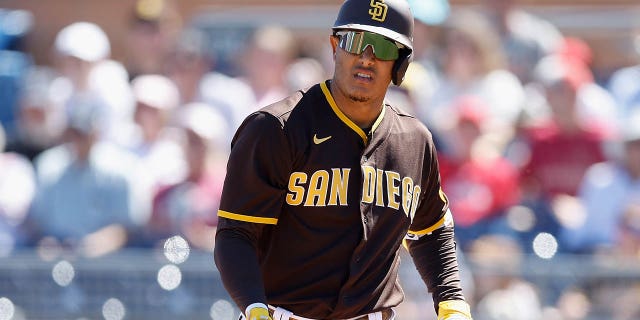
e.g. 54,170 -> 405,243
407,226 -> 465,309
214,228 -> 268,311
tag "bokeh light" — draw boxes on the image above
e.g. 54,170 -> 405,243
532,232 -> 558,259
157,264 -> 182,291
506,205 -> 536,232
0,297 -> 15,320
210,299 -> 235,320
102,298 -> 126,320
163,236 -> 190,264
52,260 -> 75,287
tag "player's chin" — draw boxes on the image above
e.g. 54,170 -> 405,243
347,93 -> 370,103
349,85 -> 379,102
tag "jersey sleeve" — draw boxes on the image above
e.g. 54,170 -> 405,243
407,136 -> 453,238
405,134 -> 466,310
217,111 -> 293,225
214,111 -> 294,312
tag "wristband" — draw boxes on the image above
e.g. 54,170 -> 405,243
245,303 -> 269,317
437,300 -> 472,320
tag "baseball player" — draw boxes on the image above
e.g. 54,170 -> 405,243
214,0 -> 472,319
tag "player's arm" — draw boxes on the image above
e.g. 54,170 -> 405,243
215,224 -> 274,320
405,136 -> 472,320
213,112 -> 293,318
406,223 -> 471,319
215,220 -> 270,315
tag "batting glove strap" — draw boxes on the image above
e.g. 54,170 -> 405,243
246,303 -> 272,320
437,300 -> 472,320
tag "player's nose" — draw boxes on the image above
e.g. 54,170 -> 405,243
360,45 -> 376,62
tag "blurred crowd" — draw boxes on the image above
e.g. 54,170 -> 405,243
0,0 -> 639,319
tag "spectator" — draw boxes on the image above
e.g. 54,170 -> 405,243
617,204 -> 640,258
123,0 -> 182,80
52,21 -> 135,144
27,95 -> 138,257
395,0 -> 451,151
6,66 -> 67,161
514,54 -> 609,252
125,74 -> 186,188
238,25 -> 297,110
522,54 -> 608,199
553,287 -> 592,320
165,27 -> 252,135
400,0 -> 449,124
142,103 -> 228,250
556,37 -> 618,139
0,123 -> 36,256
466,235 -> 543,319
561,111 -> 640,253
285,57 -> 327,94
0,9 -> 33,143
418,10 -> 525,155
514,39 -> 619,167
607,30 -> 640,122
480,0 -> 563,84
438,96 -> 520,249
53,22 -> 110,91
407,0 -> 450,63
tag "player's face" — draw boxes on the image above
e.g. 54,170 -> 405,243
330,34 -> 394,103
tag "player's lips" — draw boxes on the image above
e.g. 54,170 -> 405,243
353,68 -> 374,83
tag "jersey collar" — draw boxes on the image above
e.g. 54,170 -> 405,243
320,80 -> 386,145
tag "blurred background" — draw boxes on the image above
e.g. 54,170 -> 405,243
0,0 -> 639,319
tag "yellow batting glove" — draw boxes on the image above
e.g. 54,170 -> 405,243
246,305 -> 272,320
437,300 -> 473,320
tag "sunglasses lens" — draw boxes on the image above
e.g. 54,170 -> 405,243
338,31 -> 399,60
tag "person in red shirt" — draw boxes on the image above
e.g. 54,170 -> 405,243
505,54 -> 609,253
439,96 -> 520,249
522,54 -> 607,199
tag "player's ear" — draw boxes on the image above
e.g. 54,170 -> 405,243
329,35 -> 338,57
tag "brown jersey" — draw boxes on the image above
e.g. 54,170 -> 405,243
214,80 -> 463,319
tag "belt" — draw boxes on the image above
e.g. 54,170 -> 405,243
269,305 -> 395,320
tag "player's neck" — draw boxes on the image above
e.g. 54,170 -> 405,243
329,81 -> 385,129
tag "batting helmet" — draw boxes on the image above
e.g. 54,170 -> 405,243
333,0 -> 414,85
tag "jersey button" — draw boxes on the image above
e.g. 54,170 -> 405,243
361,156 -> 367,163
363,217 -> 369,224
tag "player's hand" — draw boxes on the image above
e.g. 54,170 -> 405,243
247,306 -> 272,320
437,300 -> 473,320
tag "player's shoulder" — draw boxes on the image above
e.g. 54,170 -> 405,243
254,83 -> 321,126
385,101 -> 433,138
231,84 -> 321,143
386,101 -> 414,119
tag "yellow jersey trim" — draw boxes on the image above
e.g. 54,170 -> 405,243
370,102 -> 386,134
218,210 -> 278,225
320,81 -> 368,144
408,209 -> 453,236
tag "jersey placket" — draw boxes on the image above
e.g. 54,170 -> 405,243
359,152 -> 375,240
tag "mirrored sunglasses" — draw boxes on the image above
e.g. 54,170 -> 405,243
335,30 -> 400,61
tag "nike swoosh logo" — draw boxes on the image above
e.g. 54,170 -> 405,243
313,134 -> 332,144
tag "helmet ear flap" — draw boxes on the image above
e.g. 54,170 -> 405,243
392,49 -> 412,86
